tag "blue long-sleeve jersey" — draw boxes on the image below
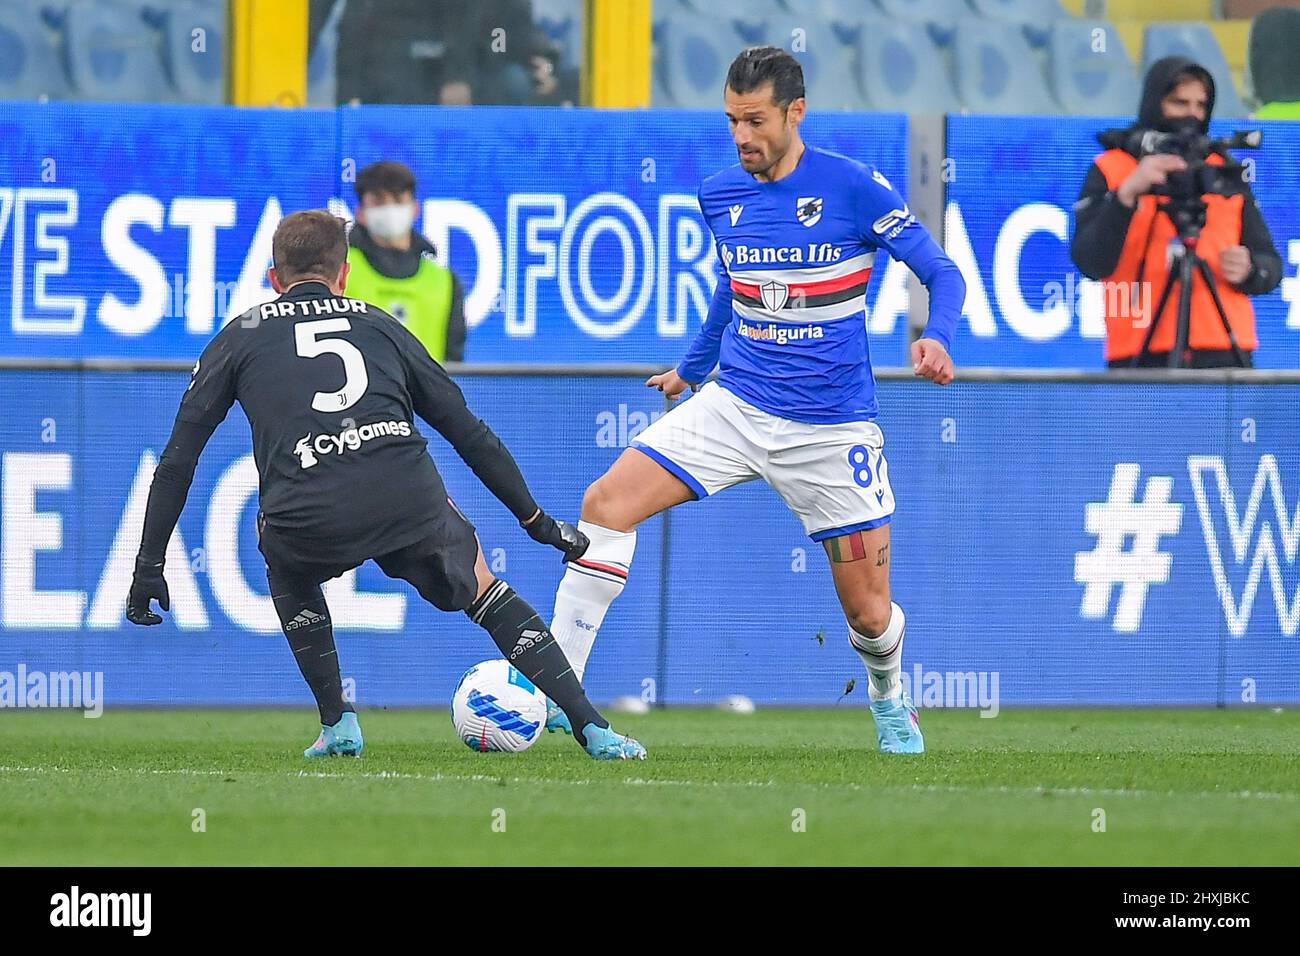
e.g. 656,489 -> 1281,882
677,145 -> 965,424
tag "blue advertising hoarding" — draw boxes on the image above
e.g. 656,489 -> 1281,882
0,369 -> 1295,708
0,101 -> 913,366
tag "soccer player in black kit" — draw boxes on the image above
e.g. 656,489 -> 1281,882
125,210 -> 645,760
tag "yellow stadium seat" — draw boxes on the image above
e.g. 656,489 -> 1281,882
1106,0 -> 1212,20
1113,20 -> 1146,65
1058,0 -> 1085,14
1207,20 -> 1250,72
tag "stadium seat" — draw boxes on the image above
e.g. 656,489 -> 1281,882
1107,0 -> 1213,21
871,0 -> 970,22
0,6 -> 70,99
532,0 -> 582,69
308,0 -> 346,108
64,0 -> 171,102
654,12 -> 751,108
153,1 -> 224,104
966,0 -> 1069,21
855,18 -> 961,113
966,0 -> 1070,47
1047,19 -> 1139,116
794,1 -> 879,46
1112,19 -> 1146,70
758,17 -> 862,111
676,0 -> 781,45
1142,23 -> 1247,118
952,18 -> 1059,113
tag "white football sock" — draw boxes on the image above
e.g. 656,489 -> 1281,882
548,521 -> 636,682
848,602 -> 906,702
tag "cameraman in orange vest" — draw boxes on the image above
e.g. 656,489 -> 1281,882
1071,57 -> 1282,368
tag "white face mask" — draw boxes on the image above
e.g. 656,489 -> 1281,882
364,202 -> 415,241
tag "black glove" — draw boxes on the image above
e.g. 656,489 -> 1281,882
523,511 -> 589,563
127,556 -> 170,625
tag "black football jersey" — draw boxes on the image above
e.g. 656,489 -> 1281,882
178,280 -> 503,566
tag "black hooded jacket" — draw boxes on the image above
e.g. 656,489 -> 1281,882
1071,56 -> 1282,299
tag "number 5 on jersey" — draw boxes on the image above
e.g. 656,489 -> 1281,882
295,318 -> 369,412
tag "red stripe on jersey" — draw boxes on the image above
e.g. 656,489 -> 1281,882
729,268 -> 872,301
797,267 -> 872,296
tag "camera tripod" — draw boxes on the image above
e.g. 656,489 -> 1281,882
1131,198 -> 1249,369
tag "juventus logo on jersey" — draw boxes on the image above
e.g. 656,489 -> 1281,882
796,196 -> 823,227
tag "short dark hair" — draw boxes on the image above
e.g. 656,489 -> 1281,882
725,46 -> 805,110
271,210 -> 348,284
354,160 -> 416,200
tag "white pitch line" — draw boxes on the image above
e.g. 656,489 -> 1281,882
0,764 -> 1296,802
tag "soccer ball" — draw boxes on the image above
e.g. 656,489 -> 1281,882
450,660 -> 547,753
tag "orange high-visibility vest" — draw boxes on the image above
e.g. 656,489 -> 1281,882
1092,149 -> 1256,361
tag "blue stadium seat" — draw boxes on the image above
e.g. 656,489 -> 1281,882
1048,19 -> 1139,116
64,0 -> 171,102
759,17 -> 861,111
154,1 -> 224,104
952,19 -> 1059,113
871,0 -> 970,22
676,0 -> 782,45
0,7 -> 70,99
966,0 -> 1069,22
654,12 -> 751,108
966,0 -> 1071,47
532,0 -> 582,69
789,1 -> 874,45
1142,23 -> 1246,118
856,18 -> 961,113
308,0 -> 346,108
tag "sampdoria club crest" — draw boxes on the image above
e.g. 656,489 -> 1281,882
796,196 -> 823,227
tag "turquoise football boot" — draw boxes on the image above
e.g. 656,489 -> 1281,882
579,723 -> 646,760
869,691 -> 925,754
545,697 -> 574,736
304,712 -> 364,758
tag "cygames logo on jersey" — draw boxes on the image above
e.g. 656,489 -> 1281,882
293,420 -> 413,469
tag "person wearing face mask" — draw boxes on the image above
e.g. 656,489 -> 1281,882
347,161 -> 466,362
1071,57 -> 1282,369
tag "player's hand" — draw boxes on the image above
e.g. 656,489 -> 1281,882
523,511 -> 590,562
1116,154 -> 1187,207
1219,245 -> 1253,285
646,368 -> 696,402
126,556 -> 170,625
911,337 -> 954,385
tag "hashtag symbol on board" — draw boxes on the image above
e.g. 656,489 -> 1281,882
1074,463 -> 1184,634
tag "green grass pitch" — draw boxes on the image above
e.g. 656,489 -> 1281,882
1,707 -> 1297,866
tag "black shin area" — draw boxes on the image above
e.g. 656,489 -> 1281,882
269,569 -> 350,727
466,579 -> 608,745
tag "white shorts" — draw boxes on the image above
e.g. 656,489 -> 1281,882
631,382 -> 894,540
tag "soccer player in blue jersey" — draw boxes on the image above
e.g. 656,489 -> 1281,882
546,47 -> 966,753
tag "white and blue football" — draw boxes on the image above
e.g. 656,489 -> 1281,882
450,660 -> 547,753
